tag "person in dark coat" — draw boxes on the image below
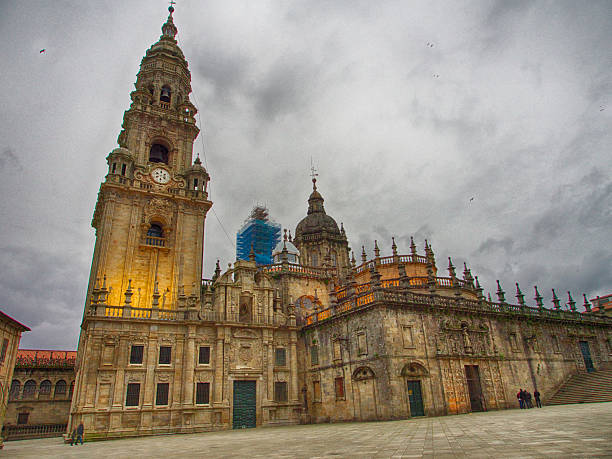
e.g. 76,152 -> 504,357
526,391 -> 533,408
69,428 -> 76,446
76,422 -> 84,445
534,389 -> 542,408
517,389 -> 524,409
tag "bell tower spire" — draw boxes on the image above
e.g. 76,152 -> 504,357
87,4 -> 211,316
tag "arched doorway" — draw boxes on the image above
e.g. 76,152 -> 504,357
401,362 -> 429,417
352,366 -> 377,420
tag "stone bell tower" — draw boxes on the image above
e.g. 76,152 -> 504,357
87,5 -> 211,311
69,7 -> 213,437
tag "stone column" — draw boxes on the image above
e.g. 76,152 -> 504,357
183,325 -> 196,406
142,334 -> 158,409
111,337 -> 128,409
265,330 -> 274,401
290,331 -> 299,401
213,327 -> 224,404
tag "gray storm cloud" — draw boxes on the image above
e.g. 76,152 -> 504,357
0,0 -> 610,349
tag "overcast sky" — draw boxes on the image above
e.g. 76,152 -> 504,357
1,0 -> 610,350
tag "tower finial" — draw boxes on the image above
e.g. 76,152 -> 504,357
162,1 -> 178,38
310,158 -> 318,190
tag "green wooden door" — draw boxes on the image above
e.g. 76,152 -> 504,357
233,380 -> 256,429
406,380 -> 424,416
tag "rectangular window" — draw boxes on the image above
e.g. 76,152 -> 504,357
193,179 -> 198,190
199,346 -> 210,364
125,383 -> 140,406
334,377 -> 345,401
111,163 -> 117,174
312,253 -> 318,267
333,341 -> 342,360
121,163 -> 127,176
313,380 -> 321,402
0,338 -> 9,364
159,346 -> 172,365
275,348 -> 286,367
196,382 -> 210,405
274,381 -> 288,402
357,332 -> 367,355
310,346 -> 319,366
402,325 -> 415,348
130,345 -> 144,364
17,413 -> 29,425
155,383 -> 169,406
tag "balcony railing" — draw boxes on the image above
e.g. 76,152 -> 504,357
145,236 -> 165,247
2,423 -> 67,441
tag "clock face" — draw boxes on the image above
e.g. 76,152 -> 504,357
151,168 -> 170,184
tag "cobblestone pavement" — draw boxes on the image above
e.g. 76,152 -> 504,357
3,403 -> 611,458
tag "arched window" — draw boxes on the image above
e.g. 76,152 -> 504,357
9,380 -> 20,400
147,224 -> 163,238
23,380 -> 36,398
54,380 -> 67,398
39,380 -> 52,395
160,85 -> 172,103
149,143 -> 169,164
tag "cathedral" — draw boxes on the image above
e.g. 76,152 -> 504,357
69,8 -> 612,439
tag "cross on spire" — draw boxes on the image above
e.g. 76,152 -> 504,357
310,157 -> 318,189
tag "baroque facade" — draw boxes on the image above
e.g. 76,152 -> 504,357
69,8 -> 612,440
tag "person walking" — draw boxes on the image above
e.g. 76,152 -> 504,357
517,389 -> 524,409
69,427 -> 76,446
534,389 -> 542,408
75,422 -> 84,445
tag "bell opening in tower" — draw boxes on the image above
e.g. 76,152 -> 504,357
160,85 -> 172,103
149,143 -> 169,164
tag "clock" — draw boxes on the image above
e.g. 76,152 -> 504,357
151,167 -> 170,184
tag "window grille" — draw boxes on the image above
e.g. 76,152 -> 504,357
198,346 -> 210,364
39,380 -> 51,395
23,380 -> 36,399
130,345 -> 144,364
196,382 -> 210,404
126,383 -> 140,406
159,346 -> 172,365
156,383 -> 169,406
310,346 -> 319,365
54,380 -> 67,398
275,348 -> 286,367
17,413 -> 29,425
274,382 -> 288,402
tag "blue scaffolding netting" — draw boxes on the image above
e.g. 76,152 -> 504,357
236,206 -> 281,266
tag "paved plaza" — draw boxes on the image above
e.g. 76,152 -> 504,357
3,403 -> 611,458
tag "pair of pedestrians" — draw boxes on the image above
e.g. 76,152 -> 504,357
69,422 -> 85,446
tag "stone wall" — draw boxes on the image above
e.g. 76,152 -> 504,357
300,300 -> 612,423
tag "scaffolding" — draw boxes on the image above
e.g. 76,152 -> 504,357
236,206 -> 281,266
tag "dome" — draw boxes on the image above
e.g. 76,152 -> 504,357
294,179 -> 341,239
272,240 -> 300,264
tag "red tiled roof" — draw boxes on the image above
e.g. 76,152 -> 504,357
17,349 -> 77,360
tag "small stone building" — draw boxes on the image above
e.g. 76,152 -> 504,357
4,350 -> 76,440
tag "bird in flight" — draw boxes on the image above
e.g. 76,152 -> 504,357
39,49 -> 46,53
469,197 -> 475,203
600,106 -> 605,112
433,74 -> 440,78
426,42 -> 435,48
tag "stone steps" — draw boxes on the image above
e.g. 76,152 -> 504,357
547,368 -> 612,405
